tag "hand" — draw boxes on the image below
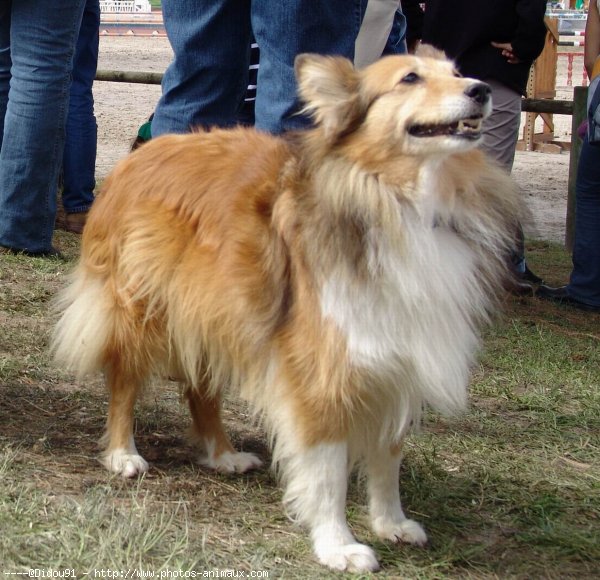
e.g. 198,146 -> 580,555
408,38 -> 421,54
491,41 -> 522,64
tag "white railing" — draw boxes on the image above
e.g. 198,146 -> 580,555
100,0 -> 152,13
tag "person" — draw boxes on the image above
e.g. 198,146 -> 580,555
57,0 -> 100,235
355,0 -> 402,67
536,0 -> 600,312
151,1 -> 368,137
382,5 -> 408,57
403,0 -> 548,292
0,0 -> 87,257
134,39 -> 260,152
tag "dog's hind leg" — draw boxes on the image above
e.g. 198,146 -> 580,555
101,362 -> 148,478
185,388 -> 262,474
366,444 -> 428,546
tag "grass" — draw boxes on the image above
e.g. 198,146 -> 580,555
0,233 -> 598,578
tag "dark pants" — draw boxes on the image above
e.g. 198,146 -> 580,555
62,0 -> 99,214
569,138 -> 600,307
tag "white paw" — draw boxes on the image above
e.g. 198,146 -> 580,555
102,449 -> 149,478
373,517 -> 428,546
316,542 -> 380,573
200,451 -> 262,474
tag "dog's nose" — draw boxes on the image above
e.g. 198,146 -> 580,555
465,82 -> 491,105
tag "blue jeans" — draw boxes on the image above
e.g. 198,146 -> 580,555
382,9 -> 407,55
152,0 -> 365,136
62,0 -> 99,215
568,138 -> 600,307
0,0 -> 85,254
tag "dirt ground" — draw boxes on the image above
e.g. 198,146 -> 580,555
95,36 -> 577,245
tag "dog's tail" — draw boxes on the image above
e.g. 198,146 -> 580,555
51,266 -> 113,378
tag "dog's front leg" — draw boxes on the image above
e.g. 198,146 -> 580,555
283,441 -> 379,573
185,387 -> 262,473
366,445 -> 428,546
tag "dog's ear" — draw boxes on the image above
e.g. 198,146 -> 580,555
295,54 -> 362,141
415,43 -> 448,61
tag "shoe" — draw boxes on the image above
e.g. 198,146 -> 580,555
505,276 -> 535,296
536,285 -> 600,312
131,117 -> 153,152
521,265 -> 544,285
56,211 -> 88,234
130,135 -> 149,151
0,245 -> 64,259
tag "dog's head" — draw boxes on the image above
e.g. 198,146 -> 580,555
295,47 -> 491,156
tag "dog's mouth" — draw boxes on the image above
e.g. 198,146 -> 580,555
408,116 -> 483,140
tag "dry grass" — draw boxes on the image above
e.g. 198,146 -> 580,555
0,233 -> 598,578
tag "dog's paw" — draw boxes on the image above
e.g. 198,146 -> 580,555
372,517 -> 428,546
102,449 -> 149,478
316,542 -> 380,573
200,450 -> 262,474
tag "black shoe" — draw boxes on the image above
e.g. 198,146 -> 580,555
536,284 -> 600,312
506,278 -> 535,296
521,265 -> 544,285
0,245 -> 64,259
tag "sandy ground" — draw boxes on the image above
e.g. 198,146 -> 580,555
95,36 -> 578,244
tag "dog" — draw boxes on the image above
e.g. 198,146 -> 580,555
53,47 -> 521,572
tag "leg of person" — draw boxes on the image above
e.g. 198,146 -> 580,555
251,0 -> 365,134
0,3 -> 11,146
151,0 -> 252,136
355,0 -> 400,68
538,139 -> 600,311
568,139 -> 600,308
61,0 -> 100,232
0,0 -> 85,254
381,8 -> 408,56
480,79 -> 540,285
479,79 -> 521,171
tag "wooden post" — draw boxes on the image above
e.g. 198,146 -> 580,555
95,69 -> 163,85
566,86 -> 588,251
518,18 -> 560,152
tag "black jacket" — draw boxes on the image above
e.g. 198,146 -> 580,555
403,0 -> 547,95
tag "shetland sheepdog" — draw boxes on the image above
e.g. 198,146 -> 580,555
53,47 -> 521,572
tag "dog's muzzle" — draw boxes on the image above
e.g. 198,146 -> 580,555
465,82 -> 491,106
408,81 -> 491,141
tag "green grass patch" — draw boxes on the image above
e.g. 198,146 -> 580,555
0,237 -> 598,577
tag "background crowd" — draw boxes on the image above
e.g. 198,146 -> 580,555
0,0 -> 597,311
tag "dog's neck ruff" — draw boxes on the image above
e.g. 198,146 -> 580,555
317,160 -> 487,427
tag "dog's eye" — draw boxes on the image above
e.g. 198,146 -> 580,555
400,72 -> 421,84
453,70 -> 462,78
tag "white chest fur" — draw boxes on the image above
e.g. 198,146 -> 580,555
320,175 -> 488,416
